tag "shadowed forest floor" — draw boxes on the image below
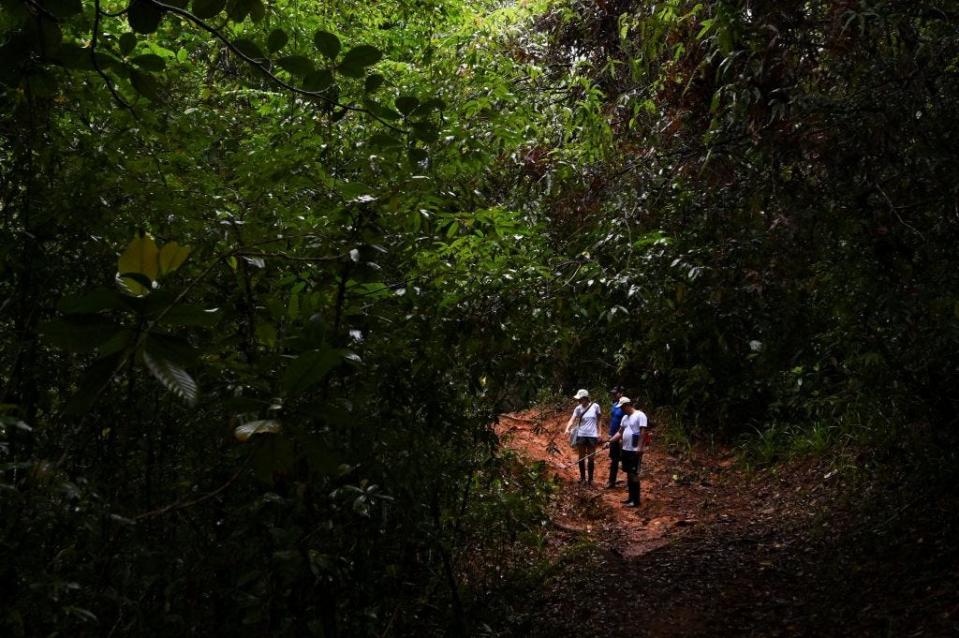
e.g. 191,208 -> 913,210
491,409 -> 959,637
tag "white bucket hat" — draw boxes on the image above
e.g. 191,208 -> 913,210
573,389 -> 590,400
616,396 -> 633,407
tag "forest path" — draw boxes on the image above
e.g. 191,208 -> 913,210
492,408 -> 954,637
496,408 -> 750,558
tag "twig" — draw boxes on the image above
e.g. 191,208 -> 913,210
92,0 -> 133,111
133,463 -> 246,520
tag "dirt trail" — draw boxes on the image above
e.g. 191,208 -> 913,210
497,408 -> 747,557
493,408 -> 959,637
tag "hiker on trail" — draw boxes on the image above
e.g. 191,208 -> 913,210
606,386 -> 626,489
566,388 -> 601,485
606,396 -> 647,507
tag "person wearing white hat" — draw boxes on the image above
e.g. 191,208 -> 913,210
606,396 -> 647,506
566,388 -> 601,484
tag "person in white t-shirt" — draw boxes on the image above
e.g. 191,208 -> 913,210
606,396 -> 647,507
566,388 -> 602,485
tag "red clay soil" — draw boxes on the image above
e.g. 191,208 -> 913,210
492,408 -> 959,638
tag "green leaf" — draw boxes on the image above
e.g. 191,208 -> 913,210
119,33 -> 138,57
302,69 -> 332,92
248,0 -> 264,22
158,241 -> 191,275
233,38 -> 264,61
267,28 -> 288,53
192,0 -> 225,19
130,69 -> 164,103
41,316 -> 124,353
276,55 -> 313,77
339,45 -> 381,77
128,0 -> 163,34
225,0 -> 251,22
362,98 -> 401,121
369,132 -> 402,149
144,332 -> 200,366
234,419 -> 281,442
118,234 -> 159,289
42,0 -> 82,18
282,349 -> 341,395
408,147 -> 428,164
395,95 -> 419,116
117,272 -> 154,296
58,288 -> 126,315
313,30 -> 341,59
156,304 -> 221,327
53,43 -> 96,71
130,53 -> 165,71
410,121 -> 438,143
142,350 -> 198,405
364,73 -> 384,93
63,354 -> 124,417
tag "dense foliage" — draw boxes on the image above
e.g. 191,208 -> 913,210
2,0 -> 958,635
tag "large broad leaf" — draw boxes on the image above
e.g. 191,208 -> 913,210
281,348 -> 341,396
410,121 -> 439,143
192,0 -> 225,19
302,69 -> 332,92
267,29 -> 288,53
130,70 -> 165,103
43,0 -> 82,19
234,419 -> 281,442
58,288 -> 126,315
338,45 -> 381,77
41,316 -> 124,353
142,349 -> 198,405
313,30 -> 340,60
130,54 -> 165,71
276,55 -> 313,77
118,234 -> 159,295
156,304 -> 221,327
63,353 -> 124,417
395,95 -> 419,116
248,0 -> 264,22
225,0 -> 251,22
364,73 -> 384,93
128,0 -> 163,34
158,241 -> 191,276
233,38 -> 264,61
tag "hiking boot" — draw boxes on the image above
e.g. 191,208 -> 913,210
622,501 -> 638,508
605,482 -> 616,489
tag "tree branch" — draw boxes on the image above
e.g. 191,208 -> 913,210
149,0 -> 406,133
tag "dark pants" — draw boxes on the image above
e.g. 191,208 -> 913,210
621,451 -> 643,504
607,440 -> 621,486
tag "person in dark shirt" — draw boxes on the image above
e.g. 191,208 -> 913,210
606,386 -> 626,488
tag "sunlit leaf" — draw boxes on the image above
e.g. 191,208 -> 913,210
158,241 -> 191,276
118,234 -> 159,295
142,350 -> 198,405
234,419 -> 281,442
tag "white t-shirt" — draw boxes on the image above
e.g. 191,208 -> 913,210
572,402 -> 601,438
620,410 -> 648,452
